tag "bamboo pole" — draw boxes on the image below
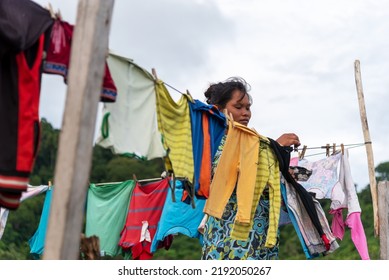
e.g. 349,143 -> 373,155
378,181 -> 389,259
43,0 -> 115,259
354,59 -> 379,237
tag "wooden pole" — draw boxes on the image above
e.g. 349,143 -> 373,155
354,59 -> 379,237
43,0 -> 115,259
378,181 -> 389,259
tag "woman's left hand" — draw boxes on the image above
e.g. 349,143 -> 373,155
276,133 -> 301,149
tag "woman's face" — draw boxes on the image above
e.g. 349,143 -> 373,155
224,90 -> 251,126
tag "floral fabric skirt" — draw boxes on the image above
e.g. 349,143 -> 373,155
201,190 -> 279,260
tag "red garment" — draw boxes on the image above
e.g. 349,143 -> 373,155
43,19 -> 117,102
0,35 -> 46,209
119,178 -> 170,260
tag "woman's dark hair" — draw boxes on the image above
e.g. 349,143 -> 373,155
204,76 -> 252,109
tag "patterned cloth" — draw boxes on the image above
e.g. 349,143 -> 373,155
201,135 -> 279,260
289,166 -> 312,182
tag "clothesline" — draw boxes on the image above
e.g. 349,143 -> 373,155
296,142 -> 369,158
163,81 -> 185,95
298,141 -> 370,151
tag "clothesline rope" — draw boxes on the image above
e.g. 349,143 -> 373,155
296,142 -> 369,158
163,82 -> 185,95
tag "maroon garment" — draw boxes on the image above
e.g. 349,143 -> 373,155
43,19 -> 117,102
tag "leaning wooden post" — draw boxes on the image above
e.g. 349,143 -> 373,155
354,59 -> 379,237
378,181 -> 389,259
43,0 -> 115,259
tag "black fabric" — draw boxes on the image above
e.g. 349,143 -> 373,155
178,177 -> 196,209
268,138 -> 325,238
0,0 -> 53,53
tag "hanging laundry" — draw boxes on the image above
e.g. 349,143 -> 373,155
298,152 -> 342,199
155,80 -> 194,183
151,179 -> 206,253
280,183 -> 315,259
118,178 -> 171,260
85,180 -> 136,258
96,52 -> 166,160
187,100 -> 226,200
0,0 -> 53,209
278,204 -> 292,227
0,184 -> 49,240
329,149 -> 362,214
282,180 -> 339,256
29,186 -> 53,258
204,120 -> 281,244
298,150 -> 369,260
268,139 -> 332,252
43,19 -> 117,102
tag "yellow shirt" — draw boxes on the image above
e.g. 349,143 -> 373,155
204,120 -> 281,246
155,80 -> 194,183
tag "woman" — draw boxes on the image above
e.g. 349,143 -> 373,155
201,77 -> 300,260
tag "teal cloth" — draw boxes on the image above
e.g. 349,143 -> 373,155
29,187 -> 53,258
85,180 -> 135,257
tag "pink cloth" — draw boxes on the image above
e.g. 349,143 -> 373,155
290,157 -> 299,166
345,212 -> 370,260
329,209 -> 370,260
329,208 -> 345,240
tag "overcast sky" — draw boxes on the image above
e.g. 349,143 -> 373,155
33,0 -> 388,192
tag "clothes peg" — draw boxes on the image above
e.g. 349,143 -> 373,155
132,174 -> 138,182
299,145 -> 307,160
46,3 -> 56,19
160,170 -> 168,178
56,9 -> 62,20
222,109 -> 235,128
325,144 -> 330,157
151,68 -> 158,80
332,143 -> 336,155
186,89 -> 195,103
340,143 -> 344,155
228,112 -> 235,128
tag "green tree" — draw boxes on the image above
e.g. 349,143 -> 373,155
31,118 -> 60,185
375,161 -> 389,181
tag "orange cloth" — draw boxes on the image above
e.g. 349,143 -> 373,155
198,113 -> 212,198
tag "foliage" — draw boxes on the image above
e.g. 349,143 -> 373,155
30,118 -> 60,185
0,194 -> 45,259
0,119 -> 386,260
375,161 -> 389,181
153,235 -> 202,260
